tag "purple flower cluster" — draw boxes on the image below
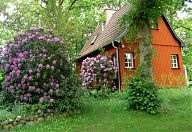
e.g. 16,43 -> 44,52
10,27 -> 64,45
0,27 -> 71,113
80,54 -> 115,89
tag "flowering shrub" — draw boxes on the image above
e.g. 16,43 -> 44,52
80,54 -> 115,89
0,27 -> 81,113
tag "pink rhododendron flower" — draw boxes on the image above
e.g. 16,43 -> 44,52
28,76 -> 33,80
28,35 -> 32,39
55,84 -> 59,88
47,109 -> 51,113
39,36 -> 45,40
39,97 -> 44,103
18,53 -> 24,58
37,110 -> 42,113
38,64 -> 43,68
23,74 -> 28,79
29,86 -> 35,90
50,82 -> 54,86
52,60 -> 56,65
37,73 -> 40,77
29,69 -> 33,73
53,37 -> 60,42
46,64 -> 50,69
26,93 -> 31,97
55,89 -> 59,93
49,89 -> 54,93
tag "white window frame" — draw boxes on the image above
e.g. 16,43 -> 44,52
124,53 -> 134,68
171,54 -> 179,68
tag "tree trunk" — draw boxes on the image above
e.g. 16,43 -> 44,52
138,21 -> 153,82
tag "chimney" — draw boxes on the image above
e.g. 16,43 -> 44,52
104,8 -> 116,25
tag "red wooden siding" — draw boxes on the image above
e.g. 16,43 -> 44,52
152,45 -> 184,87
118,40 -> 139,87
151,17 -> 185,87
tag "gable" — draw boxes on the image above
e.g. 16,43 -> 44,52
152,16 -> 185,47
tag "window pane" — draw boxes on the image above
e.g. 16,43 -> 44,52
125,63 -> 128,67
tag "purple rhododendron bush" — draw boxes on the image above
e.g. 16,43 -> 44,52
0,27 -> 81,114
80,54 -> 115,90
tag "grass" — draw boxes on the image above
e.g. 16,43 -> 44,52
0,109 -> 15,121
2,88 -> 192,132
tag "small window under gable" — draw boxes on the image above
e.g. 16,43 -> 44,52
171,54 -> 179,68
151,19 -> 159,29
124,53 -> 134,68
91,34 -> 99,45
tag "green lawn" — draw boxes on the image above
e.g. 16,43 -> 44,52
3,88 -> 192,132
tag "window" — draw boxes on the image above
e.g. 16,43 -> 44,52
91,34 -> 99,45
113,54 -> 118,69
113,54 -> 118,80
151,19 -> 158,29
171,54 -> 179,68
124,53 -> 134,68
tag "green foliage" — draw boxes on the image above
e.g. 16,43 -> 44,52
82,85 -> 111,99
111,90 -> 128,100
125,75 -> 161,114
167,1 -> 192,83
121,0 -> 177,42
0,69 -> 4,88
173,16 -> 192,83
8,103 -> 31,116
0,109 -> 15,121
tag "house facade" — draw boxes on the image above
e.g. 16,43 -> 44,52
77,5 -> 186,89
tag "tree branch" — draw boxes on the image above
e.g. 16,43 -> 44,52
59,0 -> 65,6
68,0 -> 78,10
174,25 -> 192,31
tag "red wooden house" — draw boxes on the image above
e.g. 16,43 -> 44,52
77,5 -> 186,89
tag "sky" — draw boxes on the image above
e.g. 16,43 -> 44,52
177,1 -> 192,19
0,1 -> 192,22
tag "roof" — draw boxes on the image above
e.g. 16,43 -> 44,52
78,5 -> 185,60
78,5 -> 131,59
